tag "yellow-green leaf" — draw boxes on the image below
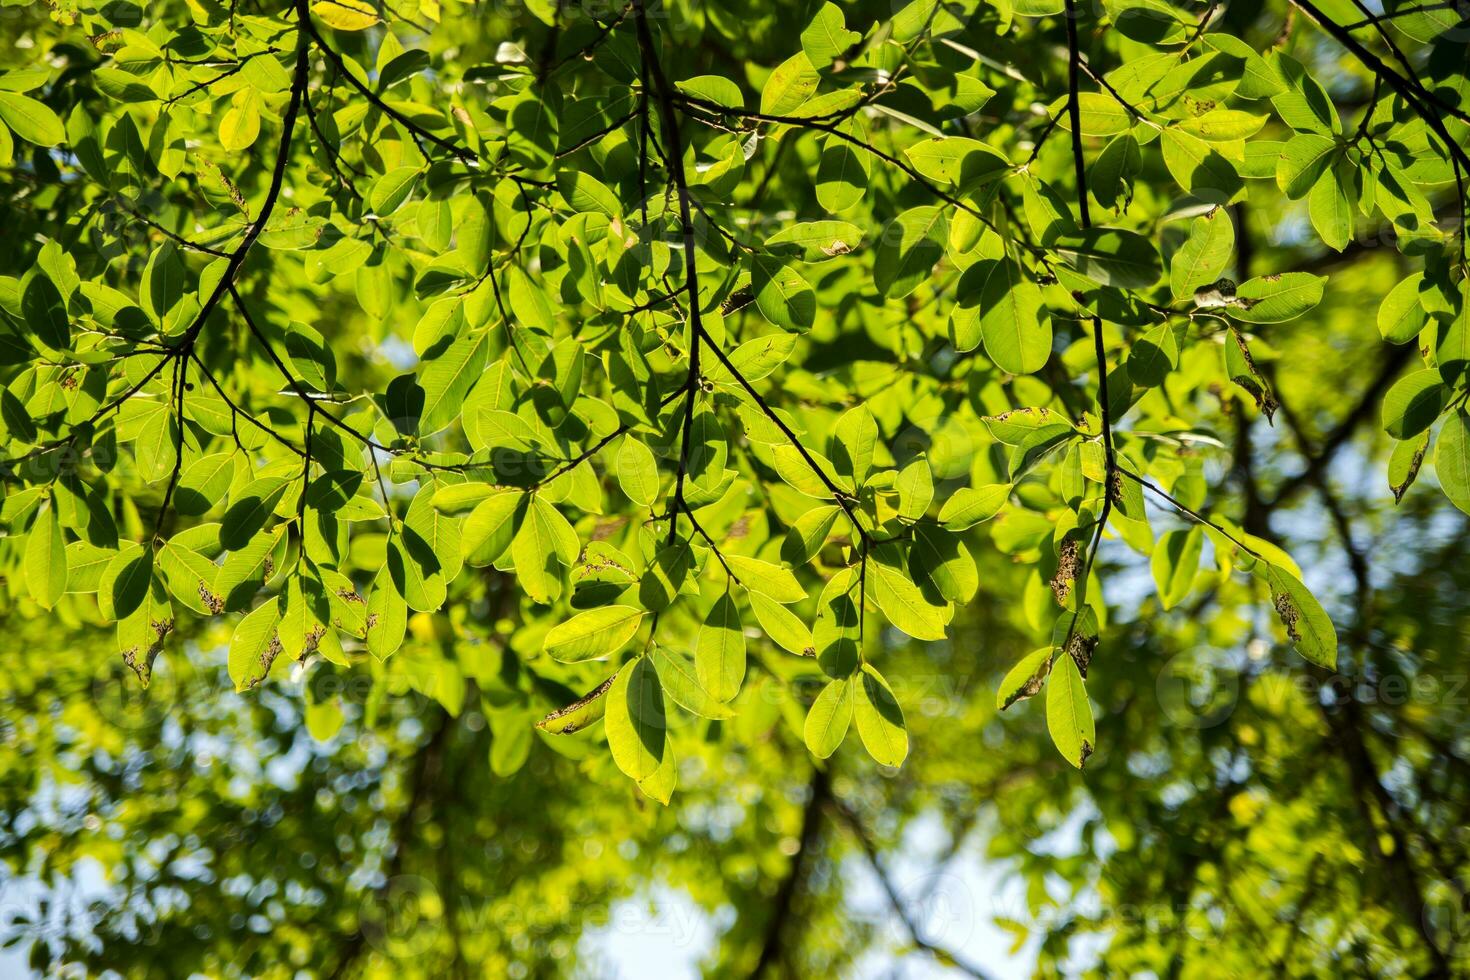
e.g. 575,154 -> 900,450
1046,652 -> 1095,768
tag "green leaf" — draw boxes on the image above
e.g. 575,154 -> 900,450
276,574 -> 324,661
912,525 -> 978,603
1090,133 -> 1142,212
868,545 -> 948,641
543,605 -> 645,662
1056,91 -> 1132,135
462,491 -> 523,565
616,436 -> 659,507
509,496 -> 577,604
760,52 -> 820,115
1440,286 -> 1470,386
1378,274 -> 1428,345
388,528 -> 446,612
891,0 -> 940,38
405,483 -> 463,585
1055,228 -> 1162,289
1047,653 -> 1095,768
1202,34 -> 1285,98
676,75 -> 744,109
100,546 -> 153,621
903,137 -> 1010,190
897,458 -> 933,520
1271,54 -> 1339,135
219,88 -> 261,152
726,555 -> 807,603
1275,134 -> 1338,200
502,89 -> 552,167
640,541 -> 692,612
813,567 -> 860,676
1265,565 -> 1338,669
419,332 -> 490,436
783,505 -> 840,566
1224,327 -> 1277,419
366,566 -> 408,660
25,502 -> 66,609
159,539 -> 223,616
815,127 -> 869,211
605,656 -> 666,781
977,260 -> 1051,375
176,453 -> 236,517
748,591 -> 815,657
0,68 -> 52,94
21,272 -> 69,352
696,593 -> 745,702
650,647 -> 735,720
133,408 -> 178,485
117,577 -> 171,686
751,255 -> 815,331
1160,129 -> 1243,199
311,0 -> 381,30
803,678 -> 853,759
1381,370 -> 1447,440
506,264 -> 557,332
285,322 -> 336,393
229,601 -> 282,692
874,206 -> 945,300
221,477 -> 290,552
1009,423 -> 1079,480
1150,528 -> 1202,610
939,484 -> 1011,529
1176,110 -> 1267,142
369,166 -> 420,216
557,171 -> 621,219
764,221 -> 864,262
854,665 -> 908,767
0,388 -> 35,443
1436,409 -> 1470,516
1169,207 -> 1234,300
1228,273 -> 1325,323
801,2 -> 860,65
636,742 -> 676,805
431,482 -> 498,514
831,405 -> 876,486
0,91 -> 64,146
64,541 -> 113,594
1128,322 -> 1179,388
1307,167 -> 1354,251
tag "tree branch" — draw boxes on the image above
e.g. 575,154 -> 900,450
830,795 -> 994,980
749,765 -> 829,978
633,0 -> 705,547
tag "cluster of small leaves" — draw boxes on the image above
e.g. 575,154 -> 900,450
0,0 -> 1464,796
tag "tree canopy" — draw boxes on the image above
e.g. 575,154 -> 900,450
0,0 -> 1468,975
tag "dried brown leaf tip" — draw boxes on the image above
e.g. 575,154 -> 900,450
122,617 -> 173,688
1050,538 -> 1080,606
1067,632 -> 1097,679
537,674 -> 617,735
199,582 -> 225,615
1000,660 -> 1051,712
1392,443 -> 1427,503
244,636 -> 284,692
1272,589 -> 1301,644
